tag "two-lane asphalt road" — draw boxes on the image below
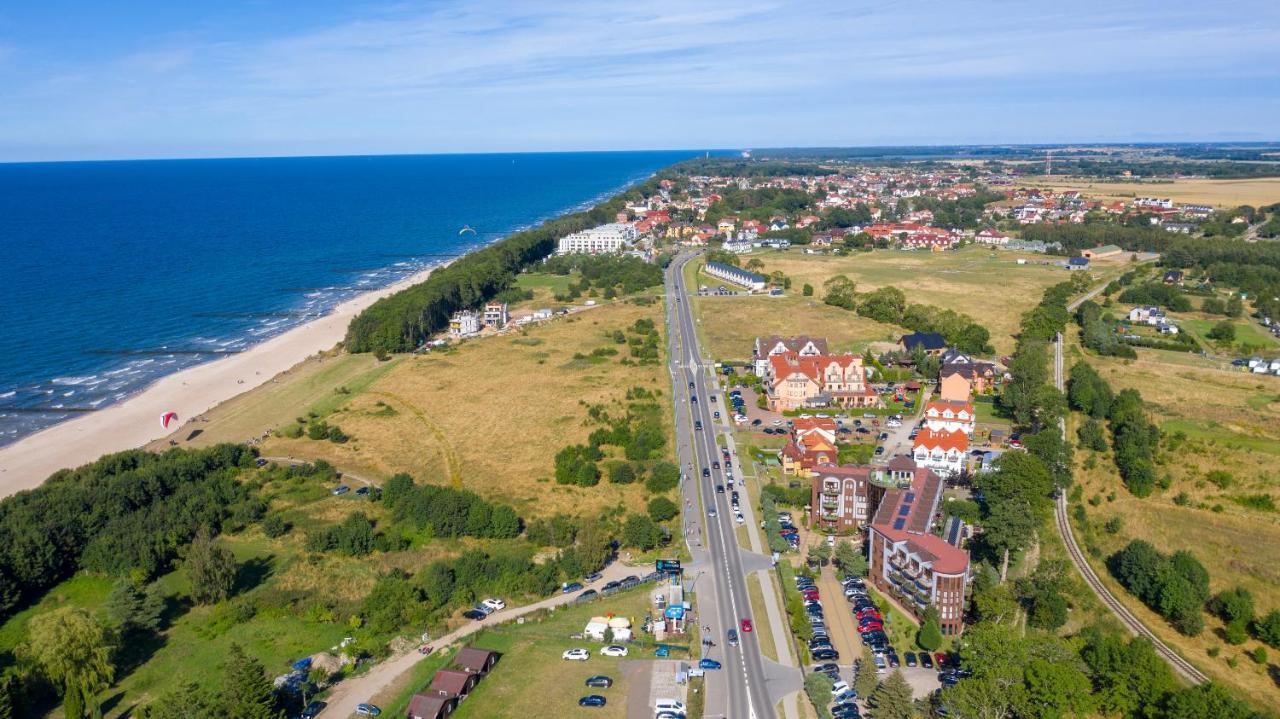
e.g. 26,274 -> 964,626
664,253 -> 776,718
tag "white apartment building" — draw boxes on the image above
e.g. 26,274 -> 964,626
555,223 -> 638,255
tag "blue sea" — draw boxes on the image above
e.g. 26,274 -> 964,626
0,151 -> 696,446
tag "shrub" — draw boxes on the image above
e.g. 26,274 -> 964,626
261,514 -> 290,538
647,497 -> 679,522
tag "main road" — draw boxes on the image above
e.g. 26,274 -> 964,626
664,252 -> 783,718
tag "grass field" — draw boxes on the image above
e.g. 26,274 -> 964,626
1183,317 -> 1280,355
1065,334 -> 1280,708
693,246 -> 1085,357
185,297 -> 671,519
1023,175 -> 1280,208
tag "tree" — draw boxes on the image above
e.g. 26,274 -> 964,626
806,542 -> 831,567
1080,632 -> 1178,719
186,528 -> 238,605
607,461 -> 637,484
104,578 -> 165,636
24,607 -> 114,719
645,462 -> 680,493
1225,294 -> 1244,318
1208,586 -> 1254,644
647,496 -> 679,522
833,540 -> 867,577
1254,609 -> 1280,647
867,669 -> 914,719
1164,682 -> 1264,719
823,275 -> 857,310
855,643 -> 879,697
1017,658 -> 1094,719
1207,320 -> 1236,343
138,682 -> 222,719
575,520 -> 613,573
802,283 -> 814,296
917,608 -> 943,652
222,644 -> 282,719
622,514 -> 663,551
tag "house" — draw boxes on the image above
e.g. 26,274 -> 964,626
449,310 -> 480,338
454,647 -> 501,676
1163,270 -> 1185,285
704,261 -> 766,291
923,400 -> 975,436
899,332 -> 947,357
793,417 -> 839,444
753,335 -> 829,377
1081,245 -> 1123,260
429,669 -> 479,700
938,372 -> 971,402
810,464 -> 890,533
1067,256 -> 1091,271
1163,223 -> 1196,234
940,362 -> 999,394
407,694 -> 457,719
482,302 -> 508,329
1157,323 -> 1179,335
1128,306 -> 1166,326
765,353 -> 881,411
867,458 -> 970,634
911,428 -> 968,478
780,433 -> 839,476
722,239 -> 753,254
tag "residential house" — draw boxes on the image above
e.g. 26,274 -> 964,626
974,228 -> 1011,245
705,261 -> 766,291
911,428 -> 968,478
793,417 -> 839,444
810,464 -> 890,533
867,458 -> 970,634
722,239 -> 753,254
923,400 -> 975,436
1128,306 -> 1166,326
899,332 -> 948,357
1163,270 -> 1185,285
1067,256 -> 1091,271
938,372 -> 972,401
940,362 -> 998,395
764,353 -> 881,411
780,432 -> 839,477
753,335 -> 829,377
482,302 -> 509,329
449,310 -> 480,338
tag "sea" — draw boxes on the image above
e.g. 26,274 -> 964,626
0,151 -> 697,447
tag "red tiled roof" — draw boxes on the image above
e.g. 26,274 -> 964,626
913,428 -> 968,453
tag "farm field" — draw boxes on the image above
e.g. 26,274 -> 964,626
182,297 -> 671,519
1064,338 -> 1280,708
1022,174 -> 1280,208
695,246 -> 1094,356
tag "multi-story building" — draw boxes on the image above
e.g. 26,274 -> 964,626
867,459 -> 970,635
912,428 -> 968,477
704,261 -> 766,291
482,302 -> 509,329
922,400 -> 975,436
555,223 -> 638,255
449,310 -> 481,338
764,353 -> 881,411
753,335 -> 829,377
810,463 -> 894,534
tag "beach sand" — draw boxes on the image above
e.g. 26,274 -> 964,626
0,264 -> 444,495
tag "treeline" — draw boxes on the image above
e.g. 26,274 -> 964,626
540,254 -> 665,300
1076,300 -> 1136,358
704,187 -> 813,223
382,474 -> 522,539
1021,223 -> 1169,256
893,188 -> 1005,228
1108,539 -> 1210,635
0,444 -> 258,621
1162,237 -> 1280,319
1118,282 -> 1192,311
823,281 -> 993,354
345,176 -> 663,353
1068,362 -> 1161,496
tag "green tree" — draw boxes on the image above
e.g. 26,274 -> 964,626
647,496 -> 679,522
803,672 -> 834,717
1207,320 -> 1236,343
186,528 -> 238,605
1163,682 -> 1264,719
1208,586 -> 1254,644
917,608 -> 943,652
1225,294 -> 1244,318
222,644 -> 282,719
103,578 -> 165,636
645,461 -> 680,493
622,514 -> 663,551
867,669 -> 914,719
1080,631 -> 1178,719
138,682 -> 222,719
25,607 -> 114,719
833,540 -> 867,577
822,275 -> 857,310
607,461 -> 637,484
802,283 -> 814,296
807,542 -> 832,567
1017,658 -> 1095,719
1254,609 -> 1280,647
855,642 -> 879,697
575,520 -> 613,574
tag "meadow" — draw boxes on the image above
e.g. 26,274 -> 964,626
1024,174 -> 1280,208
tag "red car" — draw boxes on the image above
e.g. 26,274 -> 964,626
856,609 -> 881,619
858,623 -> 884,633
741,618 -> 753,633
935,652 -> 950,667
801,589 -> 820,600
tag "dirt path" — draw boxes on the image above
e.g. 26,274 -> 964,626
317,561 -> 640,717
366,391 -> 462,488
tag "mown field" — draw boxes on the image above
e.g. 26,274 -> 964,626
690,246 -> 1088,358
1023,174 -> 1280,208
1064,339 -> 1280,707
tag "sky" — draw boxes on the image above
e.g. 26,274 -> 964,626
1,0 -> 1278,161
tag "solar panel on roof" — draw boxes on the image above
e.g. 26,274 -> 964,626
893,518 -> 906,530
904,492 -> 916,503
898,505 -> 910,517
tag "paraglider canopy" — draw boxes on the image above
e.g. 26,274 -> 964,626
459,225 -> 477,235
160,411 -> 179,430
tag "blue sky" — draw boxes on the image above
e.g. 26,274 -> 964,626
1,0 -> 1278,161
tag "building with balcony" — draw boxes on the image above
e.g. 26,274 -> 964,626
808,463 -> 898,534
764,353 -> 881,411
912,427 -> 968,478
449,310 -> 481,338
922,400 -> 975,436
753,335 -> 829,377
555,223 -> 638,255
867,459 -> 970,635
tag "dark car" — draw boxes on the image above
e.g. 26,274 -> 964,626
577,589 -> 598,602
919,652 -> 934,669
578,695 -> 607,707
694,420 -> 703,430
727,629 -> 739,646
602,581 -> 621,594
703,467 -> 711,477
712,461 -> 720,469
585,675 -> 613,688
300,701 -> 326,719
812,648 -> 840,661
874,447 -> 885,456
888,652 -> 900,668
462,609 -> 487,621
716,485 -> 725,493
355,486 -> 370,496
812,663 -> 840,675
905,651 -> 918,667
256,458 -> 269,468
751,419 -> 762,426
562,582 -> 584,593
689,381 -> 696,389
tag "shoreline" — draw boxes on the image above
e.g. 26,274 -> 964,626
0,261 -> 450,493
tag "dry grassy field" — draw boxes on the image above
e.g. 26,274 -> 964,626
693,246 -> 1083,357
250,298 -> 669,518
1023,174 -> 1280,208
1064,339 -> 1280,706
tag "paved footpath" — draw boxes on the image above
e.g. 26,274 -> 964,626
317,560 -> 639,717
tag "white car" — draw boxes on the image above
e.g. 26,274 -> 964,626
600,645 -> 628,657
734,512 -> 745,524
826,535 -> 836,547
772,419 -> 784,426
832,680 -> 851,695
481,598 -> 506,611
563,648 -> 590,661
734,414 -> 748,423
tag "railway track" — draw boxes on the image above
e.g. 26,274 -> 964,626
1052,280 -> 1209,685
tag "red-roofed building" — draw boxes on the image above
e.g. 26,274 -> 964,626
923,401 -> 975,436
867,459 -> 970,634
974,228 -> 1010,245
810,464 -> 891,534
911,428 -> 968,477
765,353 -> 881,411
780,433 -> 839,477
792,417 -> 838,444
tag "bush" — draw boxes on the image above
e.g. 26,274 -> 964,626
647,497 -> 679,522
645,462 -> 680,493
261,514 -> 290,538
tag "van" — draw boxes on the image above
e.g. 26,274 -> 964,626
654,699 -> 687,716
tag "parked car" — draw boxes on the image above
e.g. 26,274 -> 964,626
919,652 -> 934,669
577,589 -> 598,602
355,704 -> 382,717
585,675 -> 613,688
600,645 -> 628,657
905,651 -> 917,667
481,598 -> 506,611
299,701 -> 326,719
462,609 -> 487,620
812,663 -> 840,675
355,486 -> 370,496
331,485 -> 350,496
812,648 -> 840,661
585,572 -> 603,583
578,695 -> 607,707
562,582 -> 584,593
563,648 -> 590,661
698,658 -> 722,670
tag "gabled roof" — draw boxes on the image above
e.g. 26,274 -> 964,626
429,669 -> 474,697
757,335 -> 830,356
870,465 -> 968,574
925,401 -> 974,420
913,428 -> 968,453
768,353 -> 863,384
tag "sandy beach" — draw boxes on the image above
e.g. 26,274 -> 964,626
0,263 -> 445,495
